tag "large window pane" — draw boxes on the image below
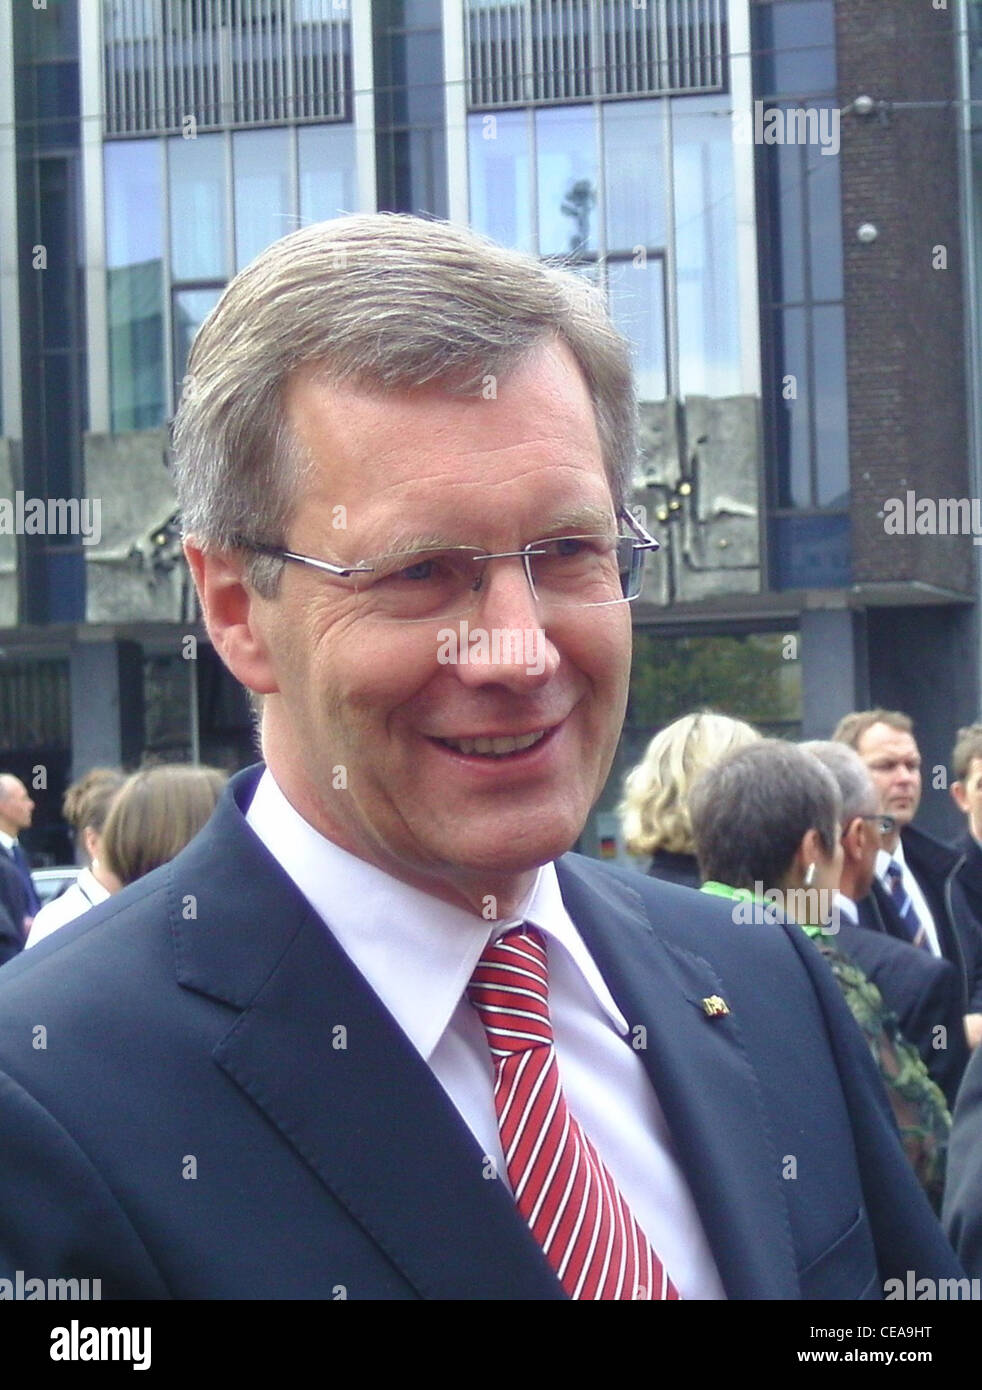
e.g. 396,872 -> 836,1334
774,306 -> 811,508
813,305 -> 849,506
299,124 -> 357,224
234,129 -> 293,270
755,0 -> 837,98
806,128 -> 844,302
604,99 -> 666,253
173,287 -> 223,406
772,513 -> 850,590
169,134 -> 227,280
672,96 -> 740,398
628,632 -> 803,737
536,106 -> 598,258
468,110 -> 533,253
608,256 -> 666,403
105,141 -> 165,432
769,136 -> 805,305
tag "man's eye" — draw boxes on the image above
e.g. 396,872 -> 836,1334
398,559 -> 438,582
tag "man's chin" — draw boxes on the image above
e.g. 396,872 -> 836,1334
430,818 -> 585,881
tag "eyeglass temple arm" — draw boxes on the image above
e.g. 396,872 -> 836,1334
619,506 -> 660,553
229,535 -> 373,578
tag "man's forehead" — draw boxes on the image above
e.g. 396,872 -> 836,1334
281,344 -> 612,538
858,724 -> 919,761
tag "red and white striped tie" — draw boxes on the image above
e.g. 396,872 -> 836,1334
467,925 -> 680,1300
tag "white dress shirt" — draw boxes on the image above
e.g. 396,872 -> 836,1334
246,769 -> 725,1299
834,890 -> 858,926
25,867 -> 111,948
876,844 -> 941,955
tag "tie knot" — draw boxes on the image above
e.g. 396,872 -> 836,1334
467,926 -> 553,1059
886,860 -> 903,883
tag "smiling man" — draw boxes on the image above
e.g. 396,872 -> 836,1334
0,216 -> 962,1300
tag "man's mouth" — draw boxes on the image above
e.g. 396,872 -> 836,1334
435,729 -> 549,758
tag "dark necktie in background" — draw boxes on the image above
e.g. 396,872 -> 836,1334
7,843 -> 40,917
884,860 -> 928,951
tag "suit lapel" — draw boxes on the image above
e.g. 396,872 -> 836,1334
555,855 -> 801,1299
169,771 -> 564,1301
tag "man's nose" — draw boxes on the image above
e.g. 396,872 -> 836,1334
449,558 -> 559,687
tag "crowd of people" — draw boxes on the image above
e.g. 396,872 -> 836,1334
620,707 -> 982,1243
0,763 -> 227,960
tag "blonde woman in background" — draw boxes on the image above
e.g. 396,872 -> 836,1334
619,711 -> 760,888
26,767 -> 125,947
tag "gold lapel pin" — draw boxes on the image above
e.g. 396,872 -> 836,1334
701,995 -> 730,1018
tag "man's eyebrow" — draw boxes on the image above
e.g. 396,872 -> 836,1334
542,504 -> 619,534
363,532 -> 463,555
361,507 -> 618,556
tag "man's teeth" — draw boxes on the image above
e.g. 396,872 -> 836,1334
441,730 -> 547,756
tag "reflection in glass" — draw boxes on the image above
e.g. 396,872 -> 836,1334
672,96 -> 740,397
299,124 -> 357,225
39,158 -> 71,352
169,134 -> 228,280
807,131 -> 844,302
772,512 -> 851,590
234,129 -> 293,271
774,306 -> 811,509
608,257 -> 667,403
467,111 -> 533,252
536,107 -> 598,257
756,0 -> 836,98
771,136 -> 805,305
173,288 -> 223,405
604,100 -> 666,253
106,141 -> 165,431
813,305 -> 849,507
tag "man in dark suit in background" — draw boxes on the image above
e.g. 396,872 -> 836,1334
0,866 -> 23,968
0,775 -> 40,928
0,850 -> 29,966
835,709 -> 982,1052
0,216 -> 962,1299
804,741 -> 967,1108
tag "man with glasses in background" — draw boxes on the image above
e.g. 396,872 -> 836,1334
834,709 -> 982,1052
803,742 -> 967,1108
0,215 -> 960,1299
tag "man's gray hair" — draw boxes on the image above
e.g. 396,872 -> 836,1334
689,740 -> 842,892
172,213 -> 638,596
800,740 -> 877,823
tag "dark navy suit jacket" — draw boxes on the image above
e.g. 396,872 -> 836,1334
900,825 -> 982,1014
841,902 -> 968,1107
0,767 -> 961,1298
0,856 -> 27,967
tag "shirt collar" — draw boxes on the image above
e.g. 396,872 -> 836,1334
244,769 -> 628,1061
834,889 -> 858,923
876,840 -> 905,878
0,830 -> 16,852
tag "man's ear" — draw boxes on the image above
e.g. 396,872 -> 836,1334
952,780 -> 970,816
184,539 -> 280,695
840,815 -> 864,866
788,828 -> 821,887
